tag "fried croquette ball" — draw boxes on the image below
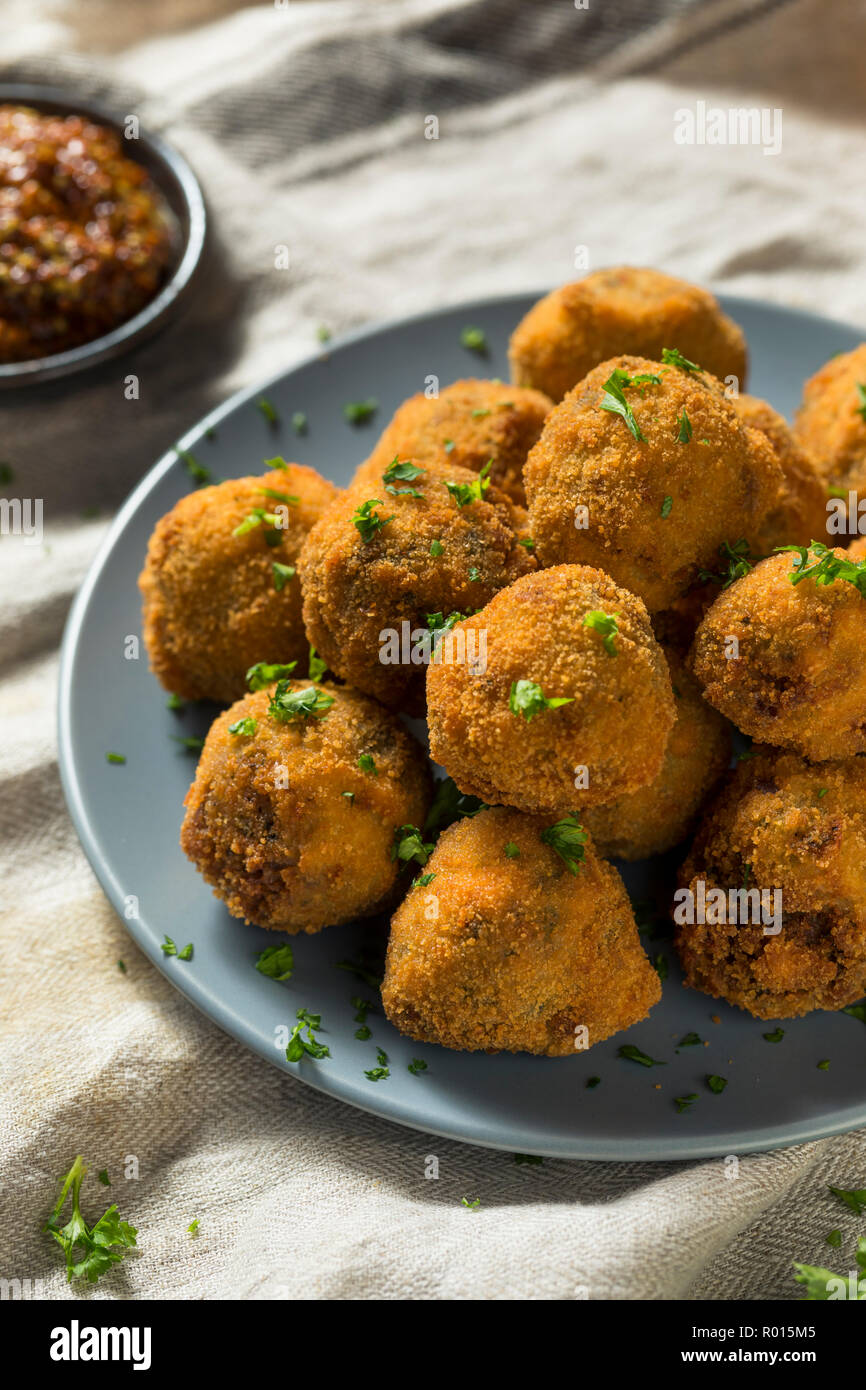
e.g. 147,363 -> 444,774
426,564 -> 676,815
180,680 -> 431,933
524,355 -> 780,611
676,747 -> 866,1018
140,465 -> 338,704
581,645 -> 731,860
298,458 -> 534,714
730,393 -> 828,552
351,378 -> 552,506
509,266 -> 747,402
381,805 -> 661,1054
795,343 -> 866,498
691,547 -> 866,761
848,535 -> 866,561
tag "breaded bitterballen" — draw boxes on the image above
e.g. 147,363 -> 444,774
298,458 -> 534,713
509,266 -> 747,402
730,392 -> 828,552
180,679 -> 432,933
691,547 -> 866,760
676,748 -> 866,1018
524,354 -> 780,611
140,465 -> 338,703
382,806 -> 661,1054
426,564 -> 676,815
795,343 -> 866,499
581,644 -> 731,860
351,378 -> 552,506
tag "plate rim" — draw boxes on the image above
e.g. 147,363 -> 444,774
57,289 -> 866,1160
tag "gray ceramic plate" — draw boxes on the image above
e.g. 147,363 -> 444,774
0,85 -> 206,388
58,292 -> 866,1159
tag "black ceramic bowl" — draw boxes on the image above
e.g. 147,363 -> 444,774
0,84 -> 206,388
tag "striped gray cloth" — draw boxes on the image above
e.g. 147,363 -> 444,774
1,0 -> 864,1300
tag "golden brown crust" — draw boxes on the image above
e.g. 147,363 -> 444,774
139,466 -> 339,703
690,548 -> 866,760
180,680 -> 432,933
298,458 -> 534,714
581,645 -> 731,860
730,393 -> 828,552
509,267 -> 747,402
524,355 -> 780,611
426,564 -> 676,815
795,343 -> 866,496
382,806 -> 661,1054
676,747 -> 866,1018
351,378 -> 552,506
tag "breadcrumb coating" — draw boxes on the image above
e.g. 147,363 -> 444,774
795,343 -> 866,497
581,644 -> 731,860
691,548 -> 866,760
180,680 -> 431,933
731,392 -> 828,552
140,465 -> 338,703
676,747 -> 866,1018
298,458 -> 534,714
382,805 -> 661,1054
351,378 -> 552,506
509,266 -> 747,402
426,564 -> 676,815
524,354 -> 780,611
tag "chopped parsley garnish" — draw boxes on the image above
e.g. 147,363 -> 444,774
828,1184 -> 866,1216
173,736 -> 205,753
44,1156 -> 137,1284
843,1001 -> 866,1024
336,958 -> 383,989
583,609 -> 620,654
675,1094 -> 698,1113
358,754 -> 377,775
818,1058 -> 831,1070
246,659 -> 297,691
518,536 -> 535,550
599,367 -> 646,441
117,960 -> 126,973
460,326 -> 487,354
177,446 -> 210,485
763,1027 -> 785,1043
291,411 -> 308,435
308,646 -> 327,681
706,1074 -> 728,1094
678,1032 -> 703,1048
188,1219 -> 200,1236
513,1153 -> 543,1165
259,487 -> 298,504
445,461 -> 492,507
471,407 -> 491,418
430,539 -> 444,556
383,457 -> 426,496
408,1058 -> 428,1075
344,398 -> 378,425
98,1170 -> 110,1187
856,383 -> 866,421
618,1044 -> 666,1068
508,679 -> 573,722
443,439 -> 455,453
0,462 -> 14,485
316,325 -> 332,343
365,1049 -> 390,1081
264,455 -> 289,471
654,954 -> 669,981
286,1009 -> 330,1062
255,943 -> 294,980
676,409 -> 692,443
777,541 -> 866,597
272,561 -> 295,591
661,346 -> 701,373
586,1076 -> 601,1089
391,824 -> 434,867
161,936 -> 193,960
228,716 -> 257,737
660,495 -> 673,519
178,943 -> 194,962
826,1229 -> 842,1248
794,1239 -> 866,1300
461,1196 -> 481,1210
424,776 -> 486,835
352,497 -> 394,541
426,611 -> 466,643
166,693 -> 185,711
412,871 -> 436,888
233,507 -> 285,538
468,565 -> 481,582
540,815 -> 588,875
504,842 -> 520,859
105,751 -> 125,765
699,538 -> 754,588
257,397 -> 279,426
268,681 -> 334,722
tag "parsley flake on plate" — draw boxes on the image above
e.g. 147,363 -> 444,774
255,943 -> 294,981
